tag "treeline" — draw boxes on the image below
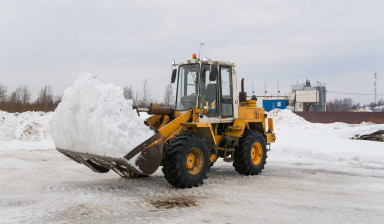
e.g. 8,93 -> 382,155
0,84 -> 61,113
123,79 -> 175,108
0,79 -> 175,113
327,98 -> 384,112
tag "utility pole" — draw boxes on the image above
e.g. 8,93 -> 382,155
374,71 -> 377,104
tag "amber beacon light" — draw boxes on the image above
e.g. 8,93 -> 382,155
192,53 -> 197,59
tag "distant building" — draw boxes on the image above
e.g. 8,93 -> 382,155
373,105 -> 384,112
352,108 -> 373,112
262,99 -> 287,111
252,79 -> 327,112
289,80 -> 326,112
254,95 -> 288,108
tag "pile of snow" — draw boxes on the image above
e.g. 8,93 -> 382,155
269,109 -> 384,168
0,111 -> 52,141
267,109 -> 310,126
50,74 -> 155,158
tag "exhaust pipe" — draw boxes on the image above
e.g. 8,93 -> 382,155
239,78 -> 247,103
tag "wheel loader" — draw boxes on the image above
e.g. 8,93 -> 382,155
57,54 -> 276,188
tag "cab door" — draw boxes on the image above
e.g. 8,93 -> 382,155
219,66 -> 234,118
199,64 -> 219,117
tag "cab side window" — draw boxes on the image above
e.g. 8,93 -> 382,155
220,66 -> 233,117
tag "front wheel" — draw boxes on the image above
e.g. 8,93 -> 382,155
162,132 -> 210,188
233,130 -> 267,175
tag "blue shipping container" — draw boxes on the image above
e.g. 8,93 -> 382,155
263,99 -> 286,111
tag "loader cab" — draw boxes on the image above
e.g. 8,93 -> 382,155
173,58 -> 238,121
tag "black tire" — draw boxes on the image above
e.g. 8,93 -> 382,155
233,130 -> 267,175
162,132 -> 210,188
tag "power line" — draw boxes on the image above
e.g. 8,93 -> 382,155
327,90 -> 384,96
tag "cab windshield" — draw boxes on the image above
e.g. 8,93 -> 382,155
176,64 -> 200,110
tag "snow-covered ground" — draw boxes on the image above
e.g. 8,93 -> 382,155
1,109 -> 383,223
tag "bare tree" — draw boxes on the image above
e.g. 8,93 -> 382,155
53,95 -> 62,105
20,86 -> 31,104
123,86 -> 134,100
368,102 -> 377,111
36,85 -> 54,111
140,79 -> 152,107
163,84 -> 175,107
0,84 -> 8,102
351,102 -> 361,110
8,92 -> 19,105
134,90 -> 140,107
4,86 -> 30,111
9,86 -> 30,103
327,98 -> 354,111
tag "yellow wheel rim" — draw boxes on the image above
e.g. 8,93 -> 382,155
251,142 -> 263,165
185,147 -> 204,175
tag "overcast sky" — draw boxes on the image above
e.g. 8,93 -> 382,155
1,0 -> 383,104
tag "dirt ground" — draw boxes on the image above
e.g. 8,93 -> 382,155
1,148 -> 383,224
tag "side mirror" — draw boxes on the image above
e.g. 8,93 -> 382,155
209,65 -> 218,81
171,69 -> 177,83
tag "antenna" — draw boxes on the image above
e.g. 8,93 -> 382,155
198,42 -> 204,59
252,82 -> 254,94
264,81 -> 267,96
277,81 -> 280,97
374,71 -> 377,104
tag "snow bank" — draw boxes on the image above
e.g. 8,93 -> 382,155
0,111 -> 52,141
268,110 -> 384,168
267,109 -> 310,126
50,74 -> 154,158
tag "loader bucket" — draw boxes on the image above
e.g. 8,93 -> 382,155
56,132 -> 164,177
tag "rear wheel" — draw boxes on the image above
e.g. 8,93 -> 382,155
162,132 -> 210,188
233,130 -> 267,175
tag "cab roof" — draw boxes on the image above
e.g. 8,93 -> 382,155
175,58 -> 236,67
